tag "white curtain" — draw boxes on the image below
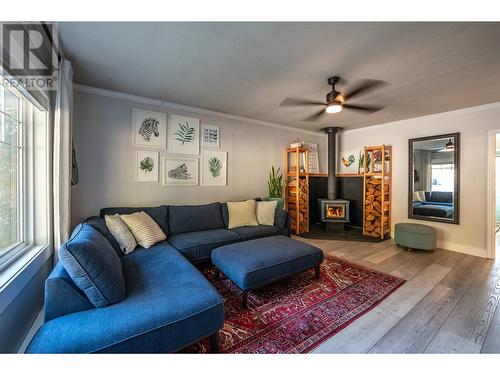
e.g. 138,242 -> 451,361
53,59 -> 73,251
414,150 -> 432,192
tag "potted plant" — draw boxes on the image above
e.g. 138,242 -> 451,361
266,166 -> 285,210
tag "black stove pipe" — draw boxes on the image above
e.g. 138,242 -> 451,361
322,127 -> 343,200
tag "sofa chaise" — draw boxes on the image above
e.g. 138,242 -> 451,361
412,191 -> 454,218
26,201 -> 290,353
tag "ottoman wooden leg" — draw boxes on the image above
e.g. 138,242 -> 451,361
315,265 -> 321,280
214,269 -> 221,280
242,291 -> 248,310
209,333 -> 218,353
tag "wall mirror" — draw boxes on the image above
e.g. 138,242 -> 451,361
408,133 -> 460,224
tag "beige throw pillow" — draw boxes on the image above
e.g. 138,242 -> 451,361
413,190 -> 426,202
120,211 -> 166,249
256,200 -> 277,226
227,200 -> 259,229
105,214 -> 137,254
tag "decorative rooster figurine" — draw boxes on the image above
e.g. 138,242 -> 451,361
342,154 -> 355,167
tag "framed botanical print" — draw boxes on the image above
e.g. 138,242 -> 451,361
132,108 -> 167,149
201,150 -> 227,186
162,157 -> 198,186
201,124 -> 220,148
169,114 -> 200,155
135,150 -> 159,182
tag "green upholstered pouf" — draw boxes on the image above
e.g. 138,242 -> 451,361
394,223 -> 436,251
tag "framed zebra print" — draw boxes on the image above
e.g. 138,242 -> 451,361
132,108 -> 167,149
162,157 -> 199,186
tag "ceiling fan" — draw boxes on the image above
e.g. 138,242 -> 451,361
280,76 -> 388,122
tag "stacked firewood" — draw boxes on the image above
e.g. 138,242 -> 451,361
364,177 -> 390,238
287,178 -> 308,233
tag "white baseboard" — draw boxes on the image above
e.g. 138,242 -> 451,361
436,240 -> 489,259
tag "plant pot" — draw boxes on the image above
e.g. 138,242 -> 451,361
265,197 -> 284,211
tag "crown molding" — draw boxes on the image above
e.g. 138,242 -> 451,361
74,84 -> 325,138
343,100 -> 500,134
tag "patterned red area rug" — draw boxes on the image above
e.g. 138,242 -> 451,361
187,255 -> 405,353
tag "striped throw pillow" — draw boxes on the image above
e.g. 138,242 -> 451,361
120,211 -> 166,249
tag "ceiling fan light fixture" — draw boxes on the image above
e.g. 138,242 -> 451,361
325,103 -> 343,114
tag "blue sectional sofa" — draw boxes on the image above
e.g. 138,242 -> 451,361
412,191 -> 454,218
27,202 -> 290,353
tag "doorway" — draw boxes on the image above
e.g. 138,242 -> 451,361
487,130 -> 500,259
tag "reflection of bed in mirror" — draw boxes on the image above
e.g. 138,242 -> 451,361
408,133 -> 460,224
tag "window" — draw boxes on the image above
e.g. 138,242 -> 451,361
0,83 -> 24,259
431,163 -> 454,192
0,75 -> 49,273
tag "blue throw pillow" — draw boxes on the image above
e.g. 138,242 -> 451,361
58,223 -> 125,308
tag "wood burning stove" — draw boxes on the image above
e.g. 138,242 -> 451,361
319,199 -> 350,223
318,127 -> 350,231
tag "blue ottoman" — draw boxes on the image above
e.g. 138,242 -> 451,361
394,223 -> 437,251
212,235 -> 324,309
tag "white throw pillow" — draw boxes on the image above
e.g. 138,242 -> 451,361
104,214 -> 137,254
256,200 -> 277,226
413,190 -> 426,202
227,200 -> 259,229
120,211 -> 166,249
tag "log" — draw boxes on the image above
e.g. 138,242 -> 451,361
366,214 -> 375,221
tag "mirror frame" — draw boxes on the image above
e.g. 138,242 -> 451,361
408,132 -> 460,225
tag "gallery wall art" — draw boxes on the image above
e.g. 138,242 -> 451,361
201,124 -> 220,148
162,157 -> 199,186
135,151 -> 159,182
132,108 -> 167,148
201,150 -> 227,186
169,114 -> 200,155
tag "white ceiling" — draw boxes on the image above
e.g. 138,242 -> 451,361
59,22 -> 500,131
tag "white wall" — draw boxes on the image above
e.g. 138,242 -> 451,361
71,87 -> 327,227
338,102 -> 500,258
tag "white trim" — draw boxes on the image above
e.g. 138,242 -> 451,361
344,101 -> 500,134
0,244 -> 51,314
436,240 -> 488,259
486,129 -> 500,259
74,84 -> 324,137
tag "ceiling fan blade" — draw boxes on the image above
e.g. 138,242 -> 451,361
343,103 -> 385,113
343,80 -> 388,101
302,108 -> 327,122
280,97 -> 325,107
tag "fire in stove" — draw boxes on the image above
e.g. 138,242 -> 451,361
326,204 -> 345,218
318,199 -> 350,223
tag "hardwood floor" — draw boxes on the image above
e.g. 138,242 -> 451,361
292,236 -> 500,353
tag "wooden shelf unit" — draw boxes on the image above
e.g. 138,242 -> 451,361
362,145 -> 392,239
285,147 -> 310,235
